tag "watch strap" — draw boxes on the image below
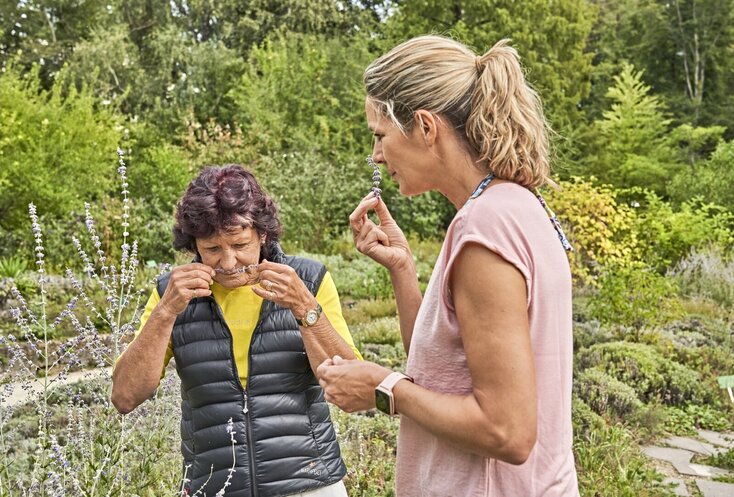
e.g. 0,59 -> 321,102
378,371 -> 413,392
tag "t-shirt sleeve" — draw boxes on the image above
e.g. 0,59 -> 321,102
441,199 -> 533,312
316,271 -> 363,360
113,287 -> 174,381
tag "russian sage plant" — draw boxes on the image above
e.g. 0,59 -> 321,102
0,150 -> 234,496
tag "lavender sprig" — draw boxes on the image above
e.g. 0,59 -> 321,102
367,156 -> 382,198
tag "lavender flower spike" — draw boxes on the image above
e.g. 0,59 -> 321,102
366,156 -> 382,198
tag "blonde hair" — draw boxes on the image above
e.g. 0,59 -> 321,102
364,35 -> 551,189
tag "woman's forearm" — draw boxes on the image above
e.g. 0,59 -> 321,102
300,314 -> 357,374
111,306 -> 176,414
393,380 -> 536,464
389,257 -> 423,354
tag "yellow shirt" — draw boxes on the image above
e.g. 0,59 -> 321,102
133,271 -> 360,385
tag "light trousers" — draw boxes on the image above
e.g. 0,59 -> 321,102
295,480 -> 348,497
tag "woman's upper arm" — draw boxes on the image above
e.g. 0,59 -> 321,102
449,242 -> 537,456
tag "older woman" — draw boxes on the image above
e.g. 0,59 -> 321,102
112,165 -> 358,497
317,36 -> 579,496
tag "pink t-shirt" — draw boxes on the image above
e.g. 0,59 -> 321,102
396,182 -> 579,497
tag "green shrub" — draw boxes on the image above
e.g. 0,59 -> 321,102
674,345 -> 734,387
577,342 -> 711,405
545,177 -> 640,286
331,409 -> 398,497
574,369 -> 644,421
0,256 -> 29,279
359,343 -> 407,370
664,404 -> 733,435
342,299 -> 397,326
668,139 -> 734,213
0,65 -> 123,234
300,252 -> 393,300
256,152 -> 366,252
232,32 -> 372,156
572,398 -> 608,439
660,318 -> 718,350
351,317 -> 402,348
572,320 -> 615,351
588,263 -> 682,329
632,192 -> 734,270
701,448 -> 734,471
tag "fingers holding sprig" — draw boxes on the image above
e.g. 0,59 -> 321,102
159,263 -> 216,316
348,194 -> 378,239
251,260 -> 314,312
354,215 -> 390,260
349,194 -> 416,270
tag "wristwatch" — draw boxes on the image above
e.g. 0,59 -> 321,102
296,303 -> 322,327
375,372 -> 413,415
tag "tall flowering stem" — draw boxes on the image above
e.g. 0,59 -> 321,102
28,203 -> 51,465
115,148 -> 133,360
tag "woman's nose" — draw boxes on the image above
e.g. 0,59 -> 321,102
371,143 -> 385,164
220,249 -> 237,269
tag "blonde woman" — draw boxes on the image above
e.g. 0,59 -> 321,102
317,35 -> 579,496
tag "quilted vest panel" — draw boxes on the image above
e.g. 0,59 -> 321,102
159,248 -> 346,497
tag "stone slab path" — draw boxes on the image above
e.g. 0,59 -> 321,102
696,479 -> 734,497
2,367 -> 112,408
643,430 -> 734,497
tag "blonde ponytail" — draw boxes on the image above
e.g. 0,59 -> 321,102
468,40 -> 551,188
365,36 -> 552,189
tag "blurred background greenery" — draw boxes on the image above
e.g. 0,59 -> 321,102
1,1 -> 733,495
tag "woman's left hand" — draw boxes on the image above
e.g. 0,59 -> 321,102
316,356 -> 392,412
251,260 -> 317,318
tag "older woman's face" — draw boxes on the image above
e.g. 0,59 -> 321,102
196,226 -> 263,289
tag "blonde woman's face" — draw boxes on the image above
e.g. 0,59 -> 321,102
365,100 -> 432,197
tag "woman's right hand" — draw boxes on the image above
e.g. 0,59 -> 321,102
158,263 -> 216,317
349,194 -> 412,271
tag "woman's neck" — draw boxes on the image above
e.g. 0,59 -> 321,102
436,149 -> 489,209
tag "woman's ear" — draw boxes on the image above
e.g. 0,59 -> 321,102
414,109 -> 438,146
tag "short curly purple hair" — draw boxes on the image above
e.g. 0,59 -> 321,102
173,165 -> 282,260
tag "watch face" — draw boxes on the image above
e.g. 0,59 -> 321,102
375,389 -> 391,415
305,309 -> 319,326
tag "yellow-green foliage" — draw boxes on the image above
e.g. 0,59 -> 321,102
546,177 -> 639,285
588,263 -> 683,329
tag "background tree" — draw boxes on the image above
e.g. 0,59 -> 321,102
0,66 -> 122,235
384,0 -> 596,131
587,0 -> 734,135
587,64 -> 680,193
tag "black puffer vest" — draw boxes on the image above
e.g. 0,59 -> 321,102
157,248 -> 346,496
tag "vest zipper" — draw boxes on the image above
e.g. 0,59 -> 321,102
211,299 -> 259,497
244,392 -> 257,497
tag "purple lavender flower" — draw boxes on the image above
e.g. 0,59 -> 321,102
367,156 -> 382,198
